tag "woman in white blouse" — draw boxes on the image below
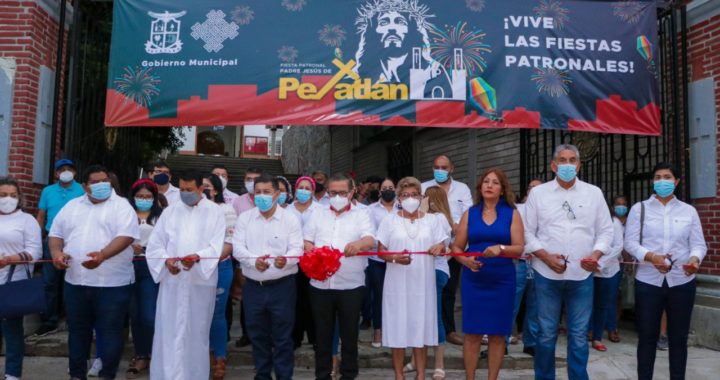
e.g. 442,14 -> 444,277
378,177 -> 448,380
624,163 -> 707,380
0,177 -> 42,380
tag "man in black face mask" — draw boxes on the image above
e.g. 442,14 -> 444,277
150,161 -> 180,205
312,170 -> 330,206
362,176 -> 384,205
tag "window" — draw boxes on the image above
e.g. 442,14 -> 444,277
244,136 -> 268,155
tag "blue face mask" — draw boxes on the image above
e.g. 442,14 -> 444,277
614,205 -> 628,217
180,191 -> 201,207
153,173 -> 170,185
654,180 -> 676,198
135,198 -> 153,211
254,194 -> 275,212
278,192 -> 288,205
295,189 -> 312,204
556,164 -> 577,182
434,169 -> 449,183
89,182 -> 112,201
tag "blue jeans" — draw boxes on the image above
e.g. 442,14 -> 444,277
366,260 -> 386,329
635,279 -> 696,380
533,272 -> 593,380
523,269 -> 539,349
210,259 -> 234,358
244,275 -> 297,380
591,272 -> 621,341
64,282 -> 131,379
41,237 -> 63,328
507,260 -> 528,343
2,317 -> 24,377
129,258 -> 159,358
436,270 -> 449,344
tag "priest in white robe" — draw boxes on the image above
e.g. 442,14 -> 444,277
145,171 -> 226,380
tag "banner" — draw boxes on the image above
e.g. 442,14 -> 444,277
105,0 -> 661,135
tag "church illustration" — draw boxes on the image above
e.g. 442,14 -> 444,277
409,47 -> 467,101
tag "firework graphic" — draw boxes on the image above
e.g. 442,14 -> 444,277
113,66 -> 160,108
278,45 -> 299,62
533,0 -> 570,30
282,0 -> 307,12
465,0 -> 486,12
612,1 -> 644,24
231,5 -> 254,26
318,24 -> 346,47
531,68 -> 572,97
427,22 -> 492,76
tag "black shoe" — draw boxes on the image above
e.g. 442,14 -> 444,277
34,325 -> 58,337
523,346 -> 535,357
480,348 -> 508,359
236,336 -> 251,347
359,319 -> 371,330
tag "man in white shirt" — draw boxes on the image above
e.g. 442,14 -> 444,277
312,170 -> 331,206
233,175 -> 303,380
145,171 -> 226,380
212,164 -> 239,205
523,144 -> 613,380
304,174 -> 375,380
49,165 -> 139,380
149,160 -> 180,205
421,155 -> 472,346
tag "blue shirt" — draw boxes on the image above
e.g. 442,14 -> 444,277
38,181 -> 85,231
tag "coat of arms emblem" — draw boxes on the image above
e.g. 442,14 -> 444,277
145,11 -> 187,54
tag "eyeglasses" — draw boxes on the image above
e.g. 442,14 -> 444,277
399,193 -> 420,198
562,201 -> 576,220
328,191 -> 350,197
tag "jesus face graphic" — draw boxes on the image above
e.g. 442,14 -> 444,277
376,11 -> 409,49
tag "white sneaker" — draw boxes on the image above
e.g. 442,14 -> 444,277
87,358 -> 103,377
5,375 -> 21,380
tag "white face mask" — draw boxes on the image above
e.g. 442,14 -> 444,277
329,195 -> 350,211
59,170 -> 74,183
0,196 -> 19,214
219,176 -> 228,190
244,181 -> 254,193
401,197 -> 421,213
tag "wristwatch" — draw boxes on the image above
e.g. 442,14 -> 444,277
499,245 -> 506,252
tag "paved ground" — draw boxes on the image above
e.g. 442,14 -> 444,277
4,326 -> 720,379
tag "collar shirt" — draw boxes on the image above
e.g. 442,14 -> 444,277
38,181 -> 86,231
421,178 -> 473,223
223,188 -> 240,205
0,211 -> 42,283
368,201 -> 397,262
49,192 -> 140,287
286,201 -> 321,226
595,217 -> 624,278
624,196 -> 707,287
232,193 -> 255,216
524,178 -> 614,281
314,192 -> 331,206
304,206 -> 375,290
232,206 -> 303,282
162,184 -> 181,206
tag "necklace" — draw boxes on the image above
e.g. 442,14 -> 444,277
400,210 -> 420,239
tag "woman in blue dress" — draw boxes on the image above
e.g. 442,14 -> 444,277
451,168 -> 525,380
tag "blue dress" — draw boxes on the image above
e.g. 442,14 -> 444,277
461,201 -> 516,335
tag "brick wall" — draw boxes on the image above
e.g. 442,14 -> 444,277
0,0 -> 69,211
687,13 -> 720,275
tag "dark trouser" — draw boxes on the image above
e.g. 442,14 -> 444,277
366,260 -> 386,329
441,258 -> 462,334
636,279 -> 696,380
310,286 -> 364,380
65,282 -> 131,380
591,271 -> 621,341
128,259 -> 159,358
292,271 -> 316,346
244,275 -> 297,380
41,237 -> 64,328
1,317 -> 24,378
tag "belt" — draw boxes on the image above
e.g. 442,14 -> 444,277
246,274 -> 294,287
